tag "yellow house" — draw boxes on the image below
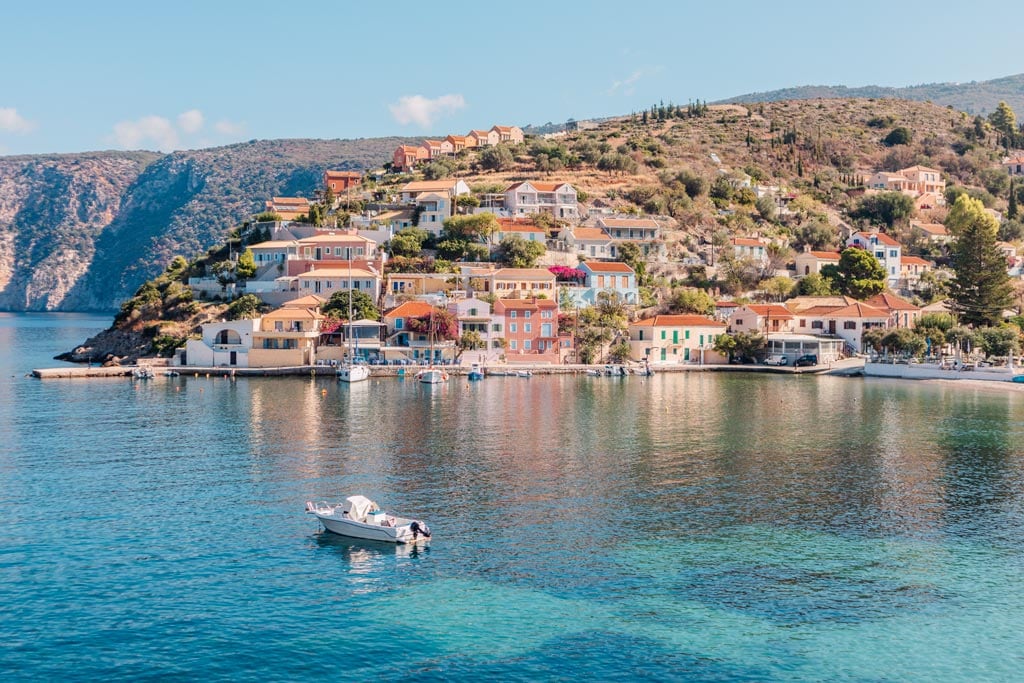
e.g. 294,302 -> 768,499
249,305 -> 324,367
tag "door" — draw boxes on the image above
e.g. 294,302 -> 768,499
315,247 -> 322,260
672,330 -> 679,344
828,320 -> 836,334
230,351 -> 237,366
314,281 -> 322,294
660,348 -> 667,361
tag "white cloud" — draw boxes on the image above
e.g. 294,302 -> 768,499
111,115 -> 179,151
214,119 -> 246,136
606,67 -> 662,96
388,94 -> 466,128
177,109 -> 204,134
0,107 -> 36,133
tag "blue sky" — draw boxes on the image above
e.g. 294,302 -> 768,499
1,0 -> 1022,155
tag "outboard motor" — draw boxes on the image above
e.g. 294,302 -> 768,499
409,520 -> 432,540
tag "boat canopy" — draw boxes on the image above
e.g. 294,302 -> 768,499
343,495 -> 379,520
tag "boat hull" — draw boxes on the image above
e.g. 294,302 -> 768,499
338,365 -> 370,382
314,514 -> 424,544
416,369 -> 447,384
468,372 -> 484,381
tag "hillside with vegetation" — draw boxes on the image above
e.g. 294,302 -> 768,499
718,73 -> 1024,118
63,96 -> 1024,363
0,137 -> 415,311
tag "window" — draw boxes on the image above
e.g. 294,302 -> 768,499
661,330 -> 666,340
510,340 -> 517,350
639,330 -> 645,341
492,323 -> 501,332
811,321 -> 823,329
395,319 -> 404,330
734,319 -> 743,326
685,330 -> 690,340
524,340 -> 531,350
469,308 -> 477,316
509,324 -> 517,333
524,311 -> 531,319
326,281 -> 333,289
334,247 -> 342,256
799,320 -> 806,328
510,311 -> 517,319
274,321 -> 283,332
844,321 -> 857,330
524,324 -> 532,333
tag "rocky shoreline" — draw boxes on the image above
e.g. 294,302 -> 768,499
54,327 -> 152,365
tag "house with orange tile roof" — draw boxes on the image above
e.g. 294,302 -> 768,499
446,135 -> 468,153
249,304 -> 325,367
846,231 -> 903,285
296,232 -> 377,261
730,237 -> 769,263
493,297 -> 568,364
383,272 -> 453,308
324,170 -> 361,193
399,179 -> 471,203
628,315 -> 727,364
393,144 -> 429,171
898,255 -> 934,290
788,301 -> 889,352
865,292 -> 922,329
714,300 -> 739,321
380,301 -> 456,363
727,304 -> 796,335
490,125 -> 524,144
1003,156 -> 1024,176
466,129 -> 499,147
292,263 -> 382,302
560,225 -> 613,258
576,261 -> 639,305
463,266 -> 557,299
596,216 -> 665,259
910,220 -> 952,245
420,139 -> 454,159
505,181 -> 578,220
264,197 -> 311,222
867,166 -> 945,199
493,217 -> 547,243
794,246 -> 841,277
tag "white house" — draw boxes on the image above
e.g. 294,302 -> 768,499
1003,156 -> 1024,177
504,181 -> 578,220
794,247 -> 840,277
846,231 -> 902,286
596,217 -> 664,259
561,226 -> 613,258
182,319 -> 260,368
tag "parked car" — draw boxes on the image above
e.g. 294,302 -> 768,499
794,354 -> 818,367
765,354 -> 788,366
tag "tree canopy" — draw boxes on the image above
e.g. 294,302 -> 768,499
321,289 -> 380,321
493,235 -> 545,268
822,247 -> 886,300
947,195 -> 1015,327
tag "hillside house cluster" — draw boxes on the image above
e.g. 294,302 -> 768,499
392,125 -> 524,171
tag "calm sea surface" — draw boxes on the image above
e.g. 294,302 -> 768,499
2,313 -> 1024,681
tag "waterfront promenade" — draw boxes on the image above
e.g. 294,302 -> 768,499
32,358 -> 866,379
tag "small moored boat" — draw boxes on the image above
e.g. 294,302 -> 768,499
132,366 -> 155,379
468,362 -> 484,381
306,495 -> 431,544
416,368 -> 448,384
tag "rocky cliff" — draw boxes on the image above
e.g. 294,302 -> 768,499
0,137 -> 410,311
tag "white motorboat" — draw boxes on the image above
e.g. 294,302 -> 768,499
603,364 -> 629,376
306,495 -> 431,544
516,369 -> 533,378
132,366 -> 155,379
338,364 -> 370,383
467,363 -> 484,381
416,368 -> 448,384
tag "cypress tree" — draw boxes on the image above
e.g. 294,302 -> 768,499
1008,178 -> 1018,220
947,195 -> 1015,327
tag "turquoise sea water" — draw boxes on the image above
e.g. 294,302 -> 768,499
2,313 -> 1024,681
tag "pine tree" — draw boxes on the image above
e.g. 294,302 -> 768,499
1009,178 -> 1018,220
947,195 -> 1015,327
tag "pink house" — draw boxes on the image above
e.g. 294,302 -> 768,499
493,297 -> 567,364
393,145 -> 428,171
728,304 -> 796,335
